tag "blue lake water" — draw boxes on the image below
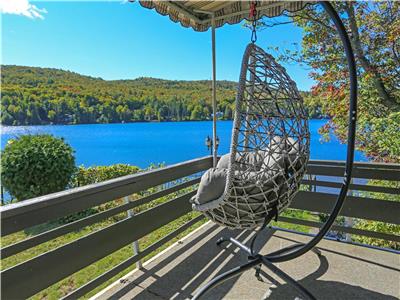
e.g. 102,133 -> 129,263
1,120 -> 366,168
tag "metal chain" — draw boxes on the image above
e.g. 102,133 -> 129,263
251,19 -> 257,43
250,1 -> 258,43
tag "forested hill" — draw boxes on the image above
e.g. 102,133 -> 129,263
1,65 -> 319,126
1,65 -> 239,125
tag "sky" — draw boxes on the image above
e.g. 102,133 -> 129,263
1,0 -> 315,90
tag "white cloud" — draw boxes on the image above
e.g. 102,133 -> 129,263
0,0 -> 47,19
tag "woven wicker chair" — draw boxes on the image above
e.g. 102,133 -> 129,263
191,43 -> 310,229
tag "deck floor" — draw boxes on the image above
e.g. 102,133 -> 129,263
93,223 -> 400,300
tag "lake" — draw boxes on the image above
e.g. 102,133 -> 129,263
1,120 -> 366,168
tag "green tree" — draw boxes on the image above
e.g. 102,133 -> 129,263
190,105 -> 203,120
1,134 -> 76,200
144,105 -> 154,121
158,105 -> 170,121
1,110 -> 14,125
224,105 -> 232,120
259,1 -> 399,162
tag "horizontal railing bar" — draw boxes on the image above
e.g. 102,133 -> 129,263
4,175 -> 396,259
306,164 -> 400,181
2,157 -> 397,237
278,216 -> 400,243
1,157 -> 398,299
1,156 -> 212,236
62,214 -> 205,300
0,178 -> 201,259
301,179 -> 400,195
290,191 -> 400,225
309,159 -> 400,170
1,191 -> 195,299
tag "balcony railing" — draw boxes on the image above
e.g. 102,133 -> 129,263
1,156 -> 399,299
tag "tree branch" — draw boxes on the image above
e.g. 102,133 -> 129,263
288,11 -> 333,31
345,1 -> 398,108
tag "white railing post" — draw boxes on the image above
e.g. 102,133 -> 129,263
344,178 -> 354,242
124,196 -> 142,269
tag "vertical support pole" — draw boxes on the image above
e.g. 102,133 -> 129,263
312,175 -> 317,192
307,174 -> 313,192
124,196 -> 142,269
211,14 -> 218,167
1,186 -> 4,205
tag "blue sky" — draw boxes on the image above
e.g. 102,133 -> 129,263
2,1 -> 314,90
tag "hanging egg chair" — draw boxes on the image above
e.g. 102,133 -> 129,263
191,43 -> 309,229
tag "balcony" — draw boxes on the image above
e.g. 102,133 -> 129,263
93,223 -> 399,300
1,156 -> 399,299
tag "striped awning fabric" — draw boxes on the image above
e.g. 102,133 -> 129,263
138,1 -> 311,32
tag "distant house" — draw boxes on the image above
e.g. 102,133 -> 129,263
211,111 -> 224,119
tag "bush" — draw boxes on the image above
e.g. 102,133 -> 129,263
354,220 -> 400,250
1,134 -> 75,200
353,180 -> 400,250
57,164 -> 141,224
71,164 -> 140,187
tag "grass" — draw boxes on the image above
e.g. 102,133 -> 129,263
1,183 -> 209,299
34,212 -> 207,299
273,208 -> 320,233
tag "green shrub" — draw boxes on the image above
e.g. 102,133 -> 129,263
1,134 -> 75,201
352,180 -> 400,250
54,164 -> 141,225
72,164 -> 140,187
72,164 -> 140,214
354,220 -> 400,250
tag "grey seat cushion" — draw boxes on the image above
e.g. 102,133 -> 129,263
216,153 -> 230,169
217,152 -> 265,171
267,136 -> 300,169
190,168 -> 227,206
192,136 -> 303,211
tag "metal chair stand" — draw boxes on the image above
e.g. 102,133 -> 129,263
192,3 -> 358,299
192,235 -> 320,300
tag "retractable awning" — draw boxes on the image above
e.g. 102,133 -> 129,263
138,1 -> 309,32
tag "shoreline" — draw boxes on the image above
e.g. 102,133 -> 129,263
1,117 -> 327,128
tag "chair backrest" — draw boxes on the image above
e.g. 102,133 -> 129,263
223,43 -> 310,215
201,44 -> 310,229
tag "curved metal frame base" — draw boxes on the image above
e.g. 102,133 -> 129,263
193,1 -> 357,299
193,237 -> 318,300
